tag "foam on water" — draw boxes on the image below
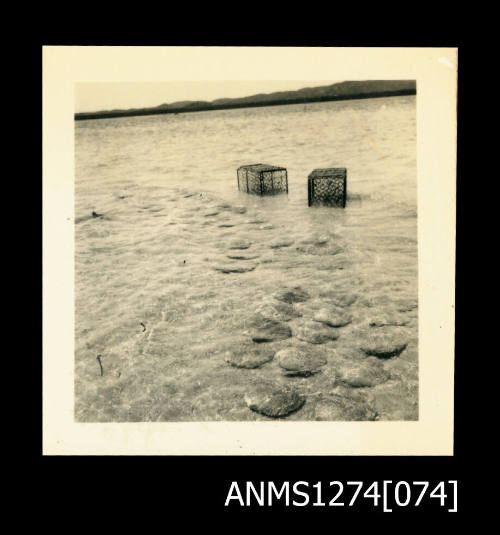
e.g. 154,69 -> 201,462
75,96 -> 417,422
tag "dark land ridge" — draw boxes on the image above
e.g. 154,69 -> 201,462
75,80 -> 416,121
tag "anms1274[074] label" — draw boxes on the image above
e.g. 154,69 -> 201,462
224,480 -> 458,512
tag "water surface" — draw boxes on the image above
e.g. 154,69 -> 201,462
75,96 -> 418,421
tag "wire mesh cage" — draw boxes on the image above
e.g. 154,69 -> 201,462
237,164 -> 288,196
308,168 -> 347,207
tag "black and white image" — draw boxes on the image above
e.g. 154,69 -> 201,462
74,79 -> 419,422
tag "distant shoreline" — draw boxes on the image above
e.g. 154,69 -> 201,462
75,90 -> 416,122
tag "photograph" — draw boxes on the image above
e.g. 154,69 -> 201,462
74,79 -> 419,423
43,47 -> 456,455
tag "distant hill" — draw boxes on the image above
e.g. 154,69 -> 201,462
75,80 -> 416,121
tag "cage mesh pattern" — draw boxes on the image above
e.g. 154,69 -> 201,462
237,164 -> 288,196
308,168 -> 347,207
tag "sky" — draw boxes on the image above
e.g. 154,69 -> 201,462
75,80 -> 338,113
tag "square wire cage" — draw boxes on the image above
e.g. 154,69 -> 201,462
237,164 -> 288,196
308,168 -> 347,207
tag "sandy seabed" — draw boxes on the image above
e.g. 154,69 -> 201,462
75,187 -> 418,422
75,97 -> 418,422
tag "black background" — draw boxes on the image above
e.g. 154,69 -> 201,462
37,20 -> 470,524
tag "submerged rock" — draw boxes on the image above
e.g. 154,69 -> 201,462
296,243 -> 343,256
312,235 -> 330,245
269,239 -> 294,249
276,347 -> 327,376
228,239 -> 251,250
361,342 -> 407,359
327,347 -> 368,363
332,294 -> 357,308
224,347 -> 274,369
247,314 -> 292,343
396,301 -> 418,312
294,321 -> 340,344
231,205 -> 247,214
359,327 -> 409,358
214,264 -> 256,274
337,358 -> 390,387
245,385 -> 305,418
274,286 -> 310,304
299,234 -> 337,246
369,317 -> 409,327
319,290 -> 357,307
368,308 -> 410,327
226,254 -> 259,261
255,299 -> 302,322
313,308 -> 352,327
362,296 -> 417,313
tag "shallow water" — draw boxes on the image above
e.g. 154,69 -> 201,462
75,95 -> 417,421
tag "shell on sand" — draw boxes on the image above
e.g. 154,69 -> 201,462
276,347 -> 326,376
228,239 -> 252,250
224,347 -> 274,369
247,313 -> 292,342
245,385 -> 305,418
254,299 -> 302,322
359,327 -> 409,358
214,264 -> 256,274
313,308 -> 352,327
337,358 -> 390,387
274,286 -> 310,304
294,321 -> 340,344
